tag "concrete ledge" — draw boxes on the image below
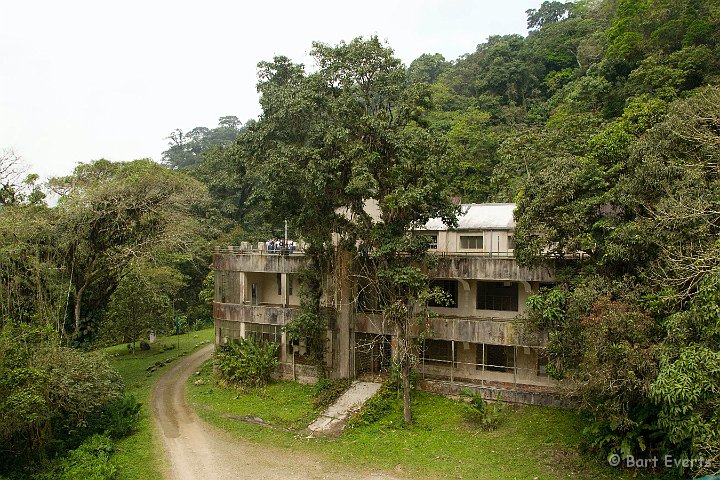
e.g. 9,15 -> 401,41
418,379 -> 576,408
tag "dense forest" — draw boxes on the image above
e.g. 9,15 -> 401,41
1,0 -> 719,477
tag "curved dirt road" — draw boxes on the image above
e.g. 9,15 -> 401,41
152,344 -> 398,480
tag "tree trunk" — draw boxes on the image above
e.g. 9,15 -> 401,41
73,284 -> 86,337
402,354 -> 412,424
396,321 -> 412,425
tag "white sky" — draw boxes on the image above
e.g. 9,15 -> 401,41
1,0 -> 543,179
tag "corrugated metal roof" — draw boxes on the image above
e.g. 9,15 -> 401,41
424,203 -> 516,231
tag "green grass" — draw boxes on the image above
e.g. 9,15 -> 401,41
104,328 -> 214,480
188,366 -> 656,480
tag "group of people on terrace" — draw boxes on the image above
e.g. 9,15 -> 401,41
266,238 -> 296,253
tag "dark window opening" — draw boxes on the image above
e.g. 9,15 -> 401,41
538,355 -> 549,377
476,344 -> 515,372
429,279 -> 458,308
355,333 -> 392,375
476,282 -> 518,311
357,283 -> 385,312
244,323 -> 281,346
421,339 -> 457,366
460,235 -> 483,249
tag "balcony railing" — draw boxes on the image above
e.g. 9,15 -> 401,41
214,243 -> 305,255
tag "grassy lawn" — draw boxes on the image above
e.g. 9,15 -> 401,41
105,328 -> 214,480
188,364 -> 656,480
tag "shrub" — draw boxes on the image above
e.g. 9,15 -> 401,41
34,434 -> 117,480
459,389 -> 504,431
94,394 -> 141,438
214,338 -> 279,388
0,323 -> 126,473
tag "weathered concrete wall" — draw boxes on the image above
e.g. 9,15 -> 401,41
432,256 -> 554,282
276,362 -> 321,384
213,303 -> 297,325
213,252 -> 307,274
419,379 -> 575,408
355,313 -> 545,347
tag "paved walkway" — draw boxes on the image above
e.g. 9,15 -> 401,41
308,381 -> 382,436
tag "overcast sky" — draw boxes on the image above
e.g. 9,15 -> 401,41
1,0 -> 543,179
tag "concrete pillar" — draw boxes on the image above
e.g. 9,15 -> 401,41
281,273 -> 289,307
334,248 -> 352,378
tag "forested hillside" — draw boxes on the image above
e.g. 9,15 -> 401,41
1,0 -> 719,477
161,0 -> 720,475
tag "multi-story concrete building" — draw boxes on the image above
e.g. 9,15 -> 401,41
213,203 -> 559,405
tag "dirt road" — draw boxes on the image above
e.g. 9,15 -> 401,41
151,344 -> 398,480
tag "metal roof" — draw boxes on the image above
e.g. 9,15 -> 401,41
423,203 -> 516,231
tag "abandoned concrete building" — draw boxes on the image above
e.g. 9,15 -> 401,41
213,203 -> 560,405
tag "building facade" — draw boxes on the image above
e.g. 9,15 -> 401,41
213,204 -> 560,405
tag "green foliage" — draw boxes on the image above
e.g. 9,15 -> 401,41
44,159 -> 210,344
214,338 -> 279,388
34,434 -> 118,480
161,116 -> 243,171
95,394 -> 141,439
459,389 -> 504,431
0,323 -> 126,475
102,264 -> 184,348
284,264 -> 328,366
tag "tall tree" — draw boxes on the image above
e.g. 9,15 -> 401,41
51,159 -> 208,343
247,37 -> 457,422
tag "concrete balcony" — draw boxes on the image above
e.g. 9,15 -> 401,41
355,312 -> 545,347
432,254 -> 553,282
213,302 -> 298,325
212,251 -> 307,274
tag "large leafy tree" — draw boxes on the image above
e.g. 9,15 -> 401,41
246,37 -> 457,422
161,116 -> 243,171
51,159 -> 208,343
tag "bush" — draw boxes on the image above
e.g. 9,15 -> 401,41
138,340 -> 150,351
214,338 -> 279,388
34,434 -> 117,480
94,394 -> 141,438
0,323 -> 126,473
312,378 -> 351,411
459,389 -> 504,431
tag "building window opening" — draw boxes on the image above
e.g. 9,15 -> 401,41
538,354 -> 549,377
421,339 -> 456,367
428,280 -> 458,308
476,344 -> 515,372
460,235 -> 483,250
355,333 -> 392,375
427,234 -> 438,249
244,323 -> 281,346
476,281 -> 518,311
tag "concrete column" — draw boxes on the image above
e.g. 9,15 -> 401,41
239,272 -> 247,304
334,248 -> 352,378
281,273 -> 289,307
